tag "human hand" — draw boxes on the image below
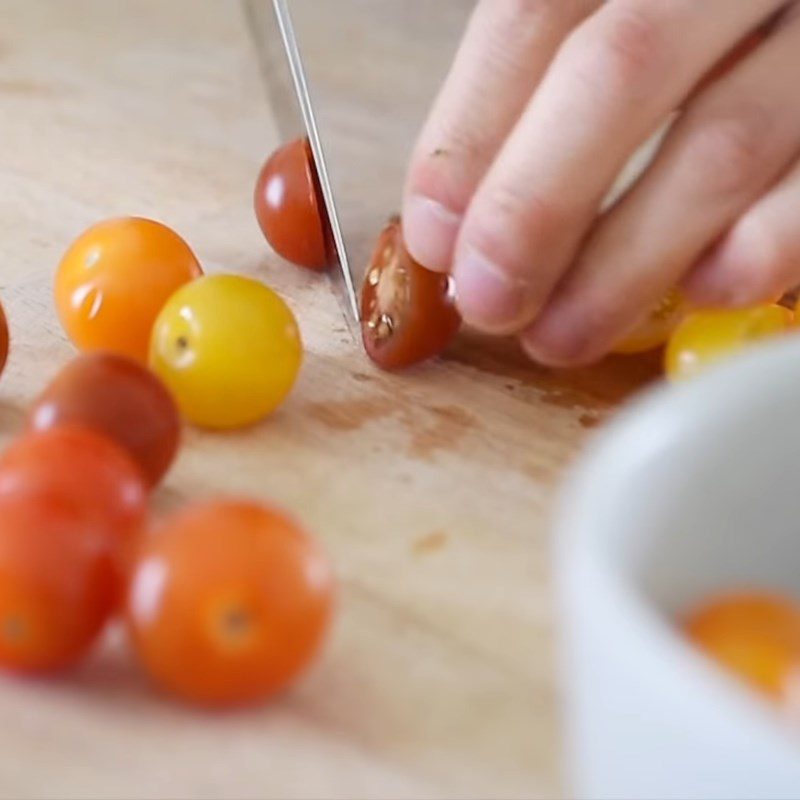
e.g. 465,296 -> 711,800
402,0 -> 798,365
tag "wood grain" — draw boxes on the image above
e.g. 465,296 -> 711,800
0,2 -> 660,797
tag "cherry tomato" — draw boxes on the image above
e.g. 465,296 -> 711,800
0,299 -> 8,380
612,288 -> 685,355
127,498 -> 334,707
665,305 -> 793,382
27,353 -> 180,487
149,274 -> 302,429
684,592 -> 800,699
254,138 -> 329,270
361,216 -> 461,370
0,427 -> 148,581
55,217 -> 202,362
0,491 -> 118,671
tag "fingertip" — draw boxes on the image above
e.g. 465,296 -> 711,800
401,194 -> 462,273
519,309 -> 599,368
683,232 -> 783,308
451,247 -> 530,334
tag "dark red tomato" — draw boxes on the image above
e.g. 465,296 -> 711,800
27,352 -> 180,487
0,299 -> 8,379
254,137 -> 329,271
360,216 -> 461,370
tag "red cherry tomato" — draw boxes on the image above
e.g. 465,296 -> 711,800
0,491 -> 118,671
0,299 -> 8,380
27,353 -> 181,487
254,138 -> 329,271
0,427 -> 148,583
360,216 -> 461,370
685,591 -> 800,700
127,499 -> 334,707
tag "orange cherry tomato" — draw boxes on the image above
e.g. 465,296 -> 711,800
127,499 -> 334,707
361,216 -> 461,370
254,138 -> 329,270
0,427 -> 148,585
612,288 -> 685,355
0,299 -> 8,380
27,353 -> 181,487
55,217 -> 202,362
684,591 -> 800,699
0,491 -> 118,671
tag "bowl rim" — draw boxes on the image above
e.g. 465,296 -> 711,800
555,334 -> 800,758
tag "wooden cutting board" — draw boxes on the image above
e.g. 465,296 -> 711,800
0,2 -> 661,797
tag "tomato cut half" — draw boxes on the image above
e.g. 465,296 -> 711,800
360,217 -> 461,370
254,137 -> 329,271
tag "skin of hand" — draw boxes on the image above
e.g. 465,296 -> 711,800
402,0 -> 800,366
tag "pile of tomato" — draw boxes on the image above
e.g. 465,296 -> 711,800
0,208 -> 334,708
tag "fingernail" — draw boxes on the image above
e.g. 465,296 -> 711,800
452,248 -> 525,331
403,195 -> 461,272
684,249 -> 742,305
521,307 -> 592,366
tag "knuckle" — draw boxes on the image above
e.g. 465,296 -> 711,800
685,105 -> 770,196
407,144 -> 474,214
568,3 -> 672,99
465,187 -> 564,277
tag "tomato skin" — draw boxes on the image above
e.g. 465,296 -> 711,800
685,592 -> 800,699
254,138 -> 329,271
0,491 -> 118,672
665,305 -> 793,382
55,217 -> 202,362
0,427 -> 148,581
0,300 -> 8,380
612,289 -> 684,355
361,217 -> 461,370
149,274 -> 303,429
126,499 -> 334,707
27,353 -> 180,487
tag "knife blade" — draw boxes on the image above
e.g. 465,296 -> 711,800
243,0 -> 361,322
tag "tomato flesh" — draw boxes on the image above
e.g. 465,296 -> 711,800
254,138 -> 329,271
126,498 -> 334,707
27,353 -> 180,487
361,217 -> 461,370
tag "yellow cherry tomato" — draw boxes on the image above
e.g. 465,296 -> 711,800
664,305 -> 793,382
149,274 -> 302,429
55,218 -> 202,362
685,592 -> 800,700
613,288 -> 685,354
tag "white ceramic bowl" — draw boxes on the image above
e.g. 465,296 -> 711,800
555,335 -> 800,800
